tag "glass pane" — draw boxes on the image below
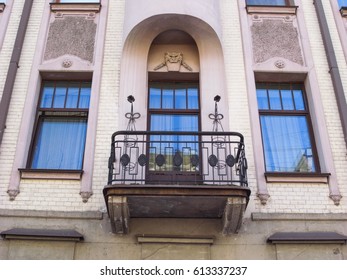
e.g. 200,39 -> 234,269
31,118 -> 87,170
65,82 -> 80,108
150,114 -> 199,172
40,82 -> 55,108
293,89 -> 305,110
53,83 -> 67,108
162,88 -> 174,109
187,88 -> 199,109
339,0 -> 347,8
246,0 -> 287,5
268,89 -> 282,110
256,89 -> 269,110
260,115 -> 315,172
281,89 -> 294,110
149,87 -> 161,109
151,114 -> 198,132
79,83 -> 91,108
175,88 -> 187,109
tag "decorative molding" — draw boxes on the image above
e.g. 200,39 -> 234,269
50,3 -> 101,18
257,192 -> 270,205
329,194 -> 342,206
19,169 -> 83,180
0,209 -> 103,219
0,3 -> 5,13
7,189 -> 19,201
154,52 -> 192,72
62,58 -> 73,68
246,5 -> 298,15
274,59 -> 286,68
80,191 -> 93,203
252,213 -> 347,221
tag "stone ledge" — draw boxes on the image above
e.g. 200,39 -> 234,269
265,172 -> 330,184
0,228 -> 84,242
19,169 -> 83,180
137,235 -> 215,245
0,209 -> 103,220
246,5 -> 298,15
267,232 -> 347,244
252,213 -> 347,221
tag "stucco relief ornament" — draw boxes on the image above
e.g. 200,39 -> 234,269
274,60 -> 286,69
329,194 -> 342,206
257,193 -> 270,205
62,59 -> 73,68
154,52 -> 193,72
80,191 -> 93,203
7,189 -> 20,201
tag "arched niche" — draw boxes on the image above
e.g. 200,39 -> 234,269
119,14 -> 229,131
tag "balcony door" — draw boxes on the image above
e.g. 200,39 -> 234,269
147,81 -> 201,184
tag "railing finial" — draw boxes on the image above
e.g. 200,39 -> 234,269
209,95 -> 224,132
125,95 -> 141,131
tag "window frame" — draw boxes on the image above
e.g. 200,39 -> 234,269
246,0 -> 292,6
256,82 -> 321,174
147,80 -> 202,179
27,80 -> 91,171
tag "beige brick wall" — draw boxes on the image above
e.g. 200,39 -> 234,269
0,0 -> 346,215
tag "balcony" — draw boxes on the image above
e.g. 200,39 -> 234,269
103,130 -> 251,235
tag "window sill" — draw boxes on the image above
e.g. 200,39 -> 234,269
340,7 -> 347,17
0,3 -> 5,13
265,172 -> 330,184
19,169 -> 83,180
246,5 -> 298,15
50,3 -> 101,13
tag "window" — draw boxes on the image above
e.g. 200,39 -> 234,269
29,81 -> 91,170
246,0 -> 290,6
148,82 -> 200,176
256,83 -> 318,173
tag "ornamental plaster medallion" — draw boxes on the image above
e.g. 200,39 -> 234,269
154,52 -> 192,72
274,59 -> 286,69
62,59 -> 73,68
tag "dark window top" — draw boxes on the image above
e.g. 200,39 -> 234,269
267,232 -> 347,244
0,228 -> 84,241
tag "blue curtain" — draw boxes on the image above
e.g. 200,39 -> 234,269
31,118 -> 87,170
247,0 -> 287,5
260,116 -> 315,172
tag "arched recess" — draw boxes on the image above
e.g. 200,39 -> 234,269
118,14 -> 229,132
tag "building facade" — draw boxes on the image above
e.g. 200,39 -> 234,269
0,0 -> 347,259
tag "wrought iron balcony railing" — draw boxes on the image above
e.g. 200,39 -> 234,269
107,130 -> 248,187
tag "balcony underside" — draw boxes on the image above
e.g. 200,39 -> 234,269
103,185 -> 250,235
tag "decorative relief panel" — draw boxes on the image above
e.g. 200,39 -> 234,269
44,16 -> 97,63
251,16 -> 304,66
